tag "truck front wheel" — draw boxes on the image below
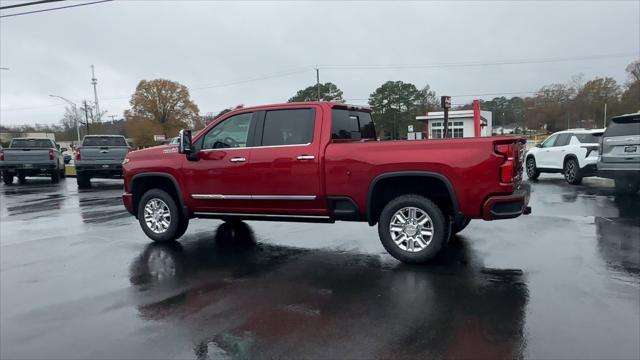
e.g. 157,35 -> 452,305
378,194 -> 447,264
138,189 -> 188,242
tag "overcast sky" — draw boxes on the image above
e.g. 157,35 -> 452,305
0,0 -> 638,126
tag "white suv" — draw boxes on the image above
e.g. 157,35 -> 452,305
525,129 -> 604,184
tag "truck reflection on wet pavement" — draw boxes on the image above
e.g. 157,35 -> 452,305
130,222 -> 527,359
1,175 -> 639,359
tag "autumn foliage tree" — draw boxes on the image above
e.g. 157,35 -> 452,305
125,79 -> 200,146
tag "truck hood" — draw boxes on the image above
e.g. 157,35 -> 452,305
128,145 -> 179,160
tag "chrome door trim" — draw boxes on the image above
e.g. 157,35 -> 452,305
191,194 -> 316,200
191,194 -> 251,200
251,195 -> 316,200
194,212 -> 329,219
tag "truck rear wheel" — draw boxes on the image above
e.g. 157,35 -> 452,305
17,172 -> 26,184
377,194 -> 447,264
2,172 -> 13,185
76,172 -> 90,188
138,189 -> 187,242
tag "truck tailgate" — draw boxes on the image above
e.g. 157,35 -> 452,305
81,147 -> 128,162
3,149 -> 51,163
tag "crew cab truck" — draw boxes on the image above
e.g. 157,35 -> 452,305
0,138 -> 66,184
122,102 -> 531,263
75,135 -> 130,188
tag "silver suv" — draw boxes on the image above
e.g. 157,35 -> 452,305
597,112 -> 640,194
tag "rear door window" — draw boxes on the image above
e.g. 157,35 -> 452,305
261,108 -> 315,146
83,136 -> 127,146
575,133 -> 601,143
555,133 -> 572,147
331,109 -> 376,140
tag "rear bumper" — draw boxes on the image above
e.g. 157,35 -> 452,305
482,182 -> 531,221
123,192 -> 135,216
76,163 -> 123,178
597,161 -> 640,179
0,163 -> 56,171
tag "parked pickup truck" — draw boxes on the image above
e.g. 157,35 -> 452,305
75,135 -> 130,188
0,138 -> 66,184
122,102 -> 531,263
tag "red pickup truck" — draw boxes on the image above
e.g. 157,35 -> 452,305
122,102 -> 530,263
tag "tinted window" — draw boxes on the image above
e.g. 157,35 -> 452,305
261,109 -> 314,146
10,139 -> 53,148
575,133 -> 601,143
605,116 -> 640,137
82,136 -> 127,146
555,133 -> 572,146
541,134 -> 558,148
202,112 -> 253,149
331,109 -> 376,140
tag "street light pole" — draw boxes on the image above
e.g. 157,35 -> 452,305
49,94 -> 81,144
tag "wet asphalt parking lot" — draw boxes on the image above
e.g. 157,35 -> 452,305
1,175 -> 639,359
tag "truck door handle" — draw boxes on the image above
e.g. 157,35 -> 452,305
229,157 -> 246,163
296,155 -> 315,160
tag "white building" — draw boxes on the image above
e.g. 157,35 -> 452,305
416,109 -> 493,139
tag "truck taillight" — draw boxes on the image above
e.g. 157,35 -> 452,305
49,149 -> 55,160
76,147 -> 81,161
495,143 -> 515,184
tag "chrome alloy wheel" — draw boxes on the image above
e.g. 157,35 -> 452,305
389,207 -> 434,253
565,161 -> 576,182
144,198 -> 171,234
526,158 -> 536,177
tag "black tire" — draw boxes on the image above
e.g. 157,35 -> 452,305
174,216 -> 189,239
526,156 -> 540,180
2,172 -> 13,185
50,169 -> 60,183
137,188 -> 184,242
17,172 -> 26,184
614,178 -> 640,195
563,158 -> 582,185
76,171 -> 90,188
377,194 -> 447,264
453,218 -> 471,234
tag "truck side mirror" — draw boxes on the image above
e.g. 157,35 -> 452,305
178,129 -> 193,154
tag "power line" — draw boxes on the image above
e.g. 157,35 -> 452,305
0,0 -> 64,10
319,53 -> 637,70
0,0 -> 112,18
189,68 -> 311,91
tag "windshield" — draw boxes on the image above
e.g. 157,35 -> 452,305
10,139 -> 53,148
82,136 -> 128,147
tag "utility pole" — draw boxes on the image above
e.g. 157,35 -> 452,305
91,65 -> 101,122
567,113 -> 570,130
603,103 -> 607,128
83,100 -> 91,135
315,66 -> 320,101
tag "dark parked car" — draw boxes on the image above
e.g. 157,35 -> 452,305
597,112 -> 640,194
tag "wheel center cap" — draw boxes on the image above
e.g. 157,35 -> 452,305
405,224 -> 418,237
